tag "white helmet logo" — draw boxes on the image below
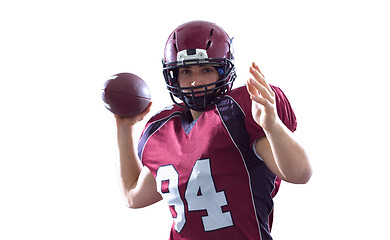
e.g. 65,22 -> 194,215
177,49 -> 208,63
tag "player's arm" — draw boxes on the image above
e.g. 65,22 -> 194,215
254,130 -> 311,184
247,62 -> 312,184
115,104 -> 162,208
125,166 -> 162,208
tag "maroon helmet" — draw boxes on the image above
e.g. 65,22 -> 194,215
162,20 -> 236,111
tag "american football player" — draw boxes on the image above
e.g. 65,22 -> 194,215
114,20 -> 312,240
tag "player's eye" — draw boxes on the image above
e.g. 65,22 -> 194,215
180,69 -> 191,75
202,67 -> 214,73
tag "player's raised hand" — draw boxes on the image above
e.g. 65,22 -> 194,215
246,62 -> 278,132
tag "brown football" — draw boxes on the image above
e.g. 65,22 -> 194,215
102,73 -> 151,117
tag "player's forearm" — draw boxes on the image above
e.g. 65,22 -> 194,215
117,125 -> 143,195
264,121 -> 312,184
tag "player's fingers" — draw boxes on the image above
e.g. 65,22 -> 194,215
138,102 -> 153,119
252,62 -> 264,78
246,79 -> 259,97
249,66 -> 270,95
251,94 -> 272,109
145,101 -> 153,112
250,63 -> 274,97
249,78 -> 274,104
116,102 -> 152,125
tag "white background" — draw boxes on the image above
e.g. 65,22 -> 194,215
1,0 -> 389,239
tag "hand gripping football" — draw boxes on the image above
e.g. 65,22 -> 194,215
102,73 -> 151,117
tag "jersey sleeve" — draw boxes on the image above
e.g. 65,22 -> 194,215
272,85 -> 297,132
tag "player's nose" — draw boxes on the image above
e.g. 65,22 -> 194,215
190,73 -> 204,87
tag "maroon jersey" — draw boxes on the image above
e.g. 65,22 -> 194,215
138,86 -> 297,240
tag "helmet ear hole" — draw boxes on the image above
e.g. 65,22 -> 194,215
167,69 -> 179,87
172,70 -> 179,83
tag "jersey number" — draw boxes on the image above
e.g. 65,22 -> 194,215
156,159 -> 233,233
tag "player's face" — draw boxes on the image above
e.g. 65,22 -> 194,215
178,65 -> 220,96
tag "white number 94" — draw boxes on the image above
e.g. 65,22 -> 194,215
156,159 -> 233,233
